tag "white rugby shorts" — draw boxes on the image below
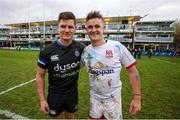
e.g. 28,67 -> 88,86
89,93 -> 122,120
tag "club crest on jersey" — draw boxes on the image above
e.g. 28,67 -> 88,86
74,50 -> 80,57
106,50 -> 113,58
51,55 -> 59,61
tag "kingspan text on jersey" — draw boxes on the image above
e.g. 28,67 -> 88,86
89,69 -> 114,76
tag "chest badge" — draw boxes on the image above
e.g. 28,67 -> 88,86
106,50 -> 113,58
75,49 -> 80,57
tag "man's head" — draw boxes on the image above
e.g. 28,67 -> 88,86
86,11 -> 104,44
58,11 -> 76,25
58,11 -> 76,42
86,11 -> 105,43
86,11 -> 104,23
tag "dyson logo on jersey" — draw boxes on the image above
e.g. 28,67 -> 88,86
54,61 -> 80,72
89,69 -> 114,76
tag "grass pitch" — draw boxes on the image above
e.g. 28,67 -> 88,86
0,49 -> 180,119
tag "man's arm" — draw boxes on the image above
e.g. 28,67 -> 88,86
127,65 -> 141,116
36,66 -> 49,114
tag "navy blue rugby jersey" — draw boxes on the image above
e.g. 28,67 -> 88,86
38,40 -> 85,94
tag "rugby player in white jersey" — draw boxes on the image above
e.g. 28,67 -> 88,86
81,11 -> 141,119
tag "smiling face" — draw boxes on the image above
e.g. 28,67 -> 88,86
86,18 -> 105,43
58,19 -> 75,42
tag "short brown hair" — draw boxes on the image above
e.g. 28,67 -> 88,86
86,11 -> 104,22
58,11 -> 76,25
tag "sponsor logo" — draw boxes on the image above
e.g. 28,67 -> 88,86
54,70 -> 79,78
87,53 -> 93,59
51,55 -> 59,61
89,69 -> 114,76
106,50 -> 113,58
54,61 -> 80,73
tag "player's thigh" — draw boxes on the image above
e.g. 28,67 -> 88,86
104,95 -> 122,119
47,92 -> 65,117
65,91 -> 78,113
89,97 -> 103,118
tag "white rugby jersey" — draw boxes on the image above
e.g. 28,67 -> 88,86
82,40 -> 136,100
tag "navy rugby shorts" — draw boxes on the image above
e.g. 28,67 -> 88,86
47,91 -> 78,117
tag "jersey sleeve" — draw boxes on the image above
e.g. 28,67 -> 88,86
37,49 -> 49,69
80,47 -> 86,68
75,41 -> 86,68
120,45 -> 137,69
80,42 -> 86,50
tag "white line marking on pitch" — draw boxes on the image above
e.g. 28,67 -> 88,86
0,79 -> 35,96
0,109 -> 30,119
152,58 -> 176,64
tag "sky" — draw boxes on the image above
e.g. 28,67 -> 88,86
0,0 -> 180,24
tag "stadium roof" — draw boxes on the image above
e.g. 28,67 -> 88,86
0,24 -> 10,29
5,15 -> 141,27
136,20 -> 175,25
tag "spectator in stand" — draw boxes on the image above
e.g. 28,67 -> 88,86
137,48 -> 142,59
133,48 -> 138,59
148,49 -> 152,58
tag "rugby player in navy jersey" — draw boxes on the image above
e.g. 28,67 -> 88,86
36,11 -> 85,119
81,11 -> 141,119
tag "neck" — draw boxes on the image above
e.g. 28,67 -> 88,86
59,39 -> 72,46
91,39 -> 106,47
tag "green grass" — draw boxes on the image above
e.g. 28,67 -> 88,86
0,49 -> 180,119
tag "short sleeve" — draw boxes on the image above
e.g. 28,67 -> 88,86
120,45 -> 137,69
37,49 -> 49,69
80,48 -> 86,68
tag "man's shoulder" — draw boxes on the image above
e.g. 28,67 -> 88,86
107,40 -> 121,45
106,40 -> 127,52
72,40 -> 86,50
45,42 -> 56,48
84,44 -> 92,50
41,42 -> 56,53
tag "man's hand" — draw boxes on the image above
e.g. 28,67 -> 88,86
129,95 -> 141,116
40,100 -> 49,114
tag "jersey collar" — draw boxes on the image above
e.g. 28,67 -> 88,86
55,39 -> 66,48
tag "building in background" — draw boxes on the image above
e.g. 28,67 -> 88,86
0,24 -> 10,48
0,16 -> 175,52
135,20 -> 175,51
